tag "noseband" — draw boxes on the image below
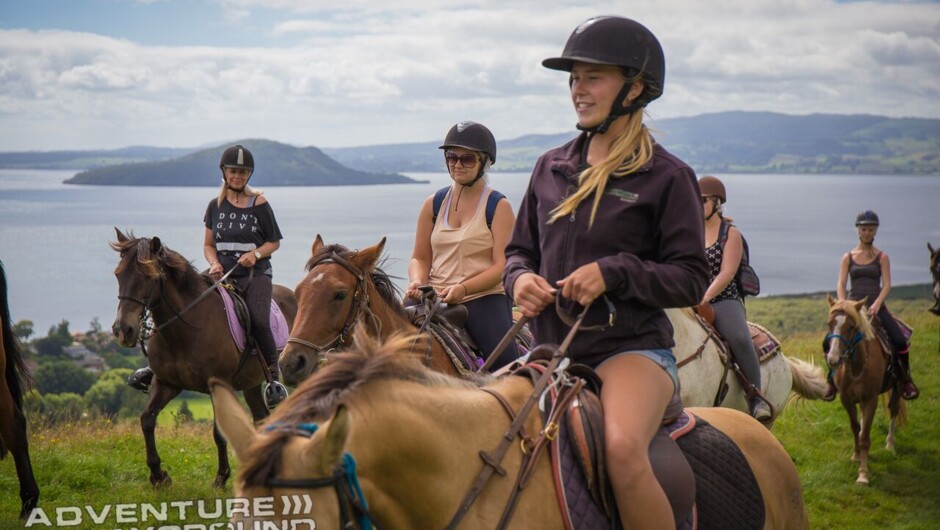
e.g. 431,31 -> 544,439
286,252 -> 379,359
263,422 -> 382,530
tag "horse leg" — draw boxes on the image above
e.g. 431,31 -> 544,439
886,387 -> 902,452
0,387 -> 39,519
856,398 -> 878,485
843,400 -> 862,462
140,379 -> 181,487
243,385 -> 269,423
211,422 -> 230,489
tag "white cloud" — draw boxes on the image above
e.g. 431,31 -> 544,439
0,0 -> 938,150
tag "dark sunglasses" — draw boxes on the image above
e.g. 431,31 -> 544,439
444,152 -> 479,167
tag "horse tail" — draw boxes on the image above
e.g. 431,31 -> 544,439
0,261 -> 31,412
787,356 -> 828,400
884,389 -> 909,427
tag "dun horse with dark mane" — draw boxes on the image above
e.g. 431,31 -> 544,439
825,295 -> 906,484
0,261 -> 39,519
213,330 -> 809,529
110,229 -> 297,487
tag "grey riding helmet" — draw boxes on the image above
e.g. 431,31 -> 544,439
439,121 -> 497,164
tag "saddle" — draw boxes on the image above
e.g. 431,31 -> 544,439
405,300 -> 485,375
518,360 -> 765,530
216,282 -> 289,354
868,311 -> 913,392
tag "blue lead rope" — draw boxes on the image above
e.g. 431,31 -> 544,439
342,453 -> 372,530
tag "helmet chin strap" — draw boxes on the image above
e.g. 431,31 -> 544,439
577,80 -> 645,135
453,164 -> 486,212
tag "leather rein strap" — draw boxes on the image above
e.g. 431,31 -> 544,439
444,307 -> 588,530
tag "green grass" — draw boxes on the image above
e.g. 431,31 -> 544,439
1,289 -> 938,528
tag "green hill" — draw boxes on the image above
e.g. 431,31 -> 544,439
323,111 -> 940,174
63,139 -> 421,186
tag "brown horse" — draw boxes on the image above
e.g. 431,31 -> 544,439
110,229 -> 297,487
929,242 -> 939,315
825,295 -> 906,484
279,235 -> 464,385
0,261 -> 39,519
212,330 -> 809,529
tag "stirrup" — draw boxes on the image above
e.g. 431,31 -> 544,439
264,381 -> 289,409
749,398 -> 772,423
127,367 -> 154,393
902,381 -> 919,401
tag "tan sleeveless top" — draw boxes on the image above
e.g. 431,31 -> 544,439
429,186 -> 505,301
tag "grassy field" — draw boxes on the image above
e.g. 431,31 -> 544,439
1,287 -> 937,528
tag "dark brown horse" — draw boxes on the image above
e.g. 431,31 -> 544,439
0,261 -> 39,519
825,295 -> 906,484
279,236 -> 464,385
929,242 -> 939,315
110,229 -> 297,487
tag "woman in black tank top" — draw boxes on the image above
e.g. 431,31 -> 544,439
825,210 -> 919,401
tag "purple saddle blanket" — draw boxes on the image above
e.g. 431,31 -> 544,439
218,287 -> 289,352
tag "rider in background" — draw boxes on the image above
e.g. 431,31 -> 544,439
127,144 -> 288,408
698,175 -> 771,422
827,210 -> 919,401
504,16 -> 707,529
405,122 -> 518,369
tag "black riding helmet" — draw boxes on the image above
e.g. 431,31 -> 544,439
855,210 -> 880,227
439,121 -> 497,187
219,144 -> 254,175
543,16 -> 665,134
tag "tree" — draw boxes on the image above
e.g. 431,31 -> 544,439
34,320 -> 72,358
34,360 -> 96,395
84,369 -> 148,418
13,320 -> 34,342
42,393 -> 86,423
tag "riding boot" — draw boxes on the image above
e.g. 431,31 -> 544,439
897,348 -> 919,400
127,366 -> 154,393
748,396 -> 772,423
262,352 -> 288,409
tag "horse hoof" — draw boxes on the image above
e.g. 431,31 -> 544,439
213,476 -> 229,489
19,497 -> 39,520
856,477 -> 869,486
152,472 -> 173,488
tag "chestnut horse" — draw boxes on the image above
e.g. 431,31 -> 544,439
110,229 -> 297,487
929,242 -> 939,315
211,331 -> 809,529
825,295 -> 906,485
280,236 -> 472,385
0,261 -> 39,519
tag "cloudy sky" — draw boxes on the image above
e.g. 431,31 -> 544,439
1,0 -> 938,151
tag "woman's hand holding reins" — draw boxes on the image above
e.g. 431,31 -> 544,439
440,283 -> 467,303
512,273 -> 557,318
208,261 -> 223,280
556,262 -> 606,307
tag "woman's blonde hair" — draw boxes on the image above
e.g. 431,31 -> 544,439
216,175 -> 262,206
548,108 -> 653,227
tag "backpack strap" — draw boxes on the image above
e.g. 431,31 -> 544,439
717,220 -> 730,250
431,186 -> 450,224
432,187 -> 505,231
485,190 -> 505,230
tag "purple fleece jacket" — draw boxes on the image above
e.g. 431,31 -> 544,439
503,132 -> 708,367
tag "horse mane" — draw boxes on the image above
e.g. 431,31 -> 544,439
305,243 -> 408,321
239,328 -> 485,487
829,300 -> 875,340
111,233 -> 206,295
0,260 -> 31,408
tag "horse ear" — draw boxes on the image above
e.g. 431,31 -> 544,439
854,297 -> 868,312
354,237 -> 387,273
311,234 -> 325,257
930,242 -> 936,254
311,405 -> 350,475
115,227 -> 129,243
209,377 -> 257,461
826,293 -> 836,306
150,237 -> 163,255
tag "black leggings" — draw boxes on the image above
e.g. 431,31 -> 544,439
231,274 -> 277,366
875,304 -> 907,353
463,294 -> 517,370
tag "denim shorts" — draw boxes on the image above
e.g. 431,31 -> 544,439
596,348 -> 679,391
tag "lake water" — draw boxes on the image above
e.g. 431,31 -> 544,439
1,169 -> 939,336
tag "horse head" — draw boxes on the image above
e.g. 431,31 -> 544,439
929,242 -> 940,315
279,235 -> 397,386
213,330 -> 441,528
825,294 -> 874,368
110,228 -> 170,347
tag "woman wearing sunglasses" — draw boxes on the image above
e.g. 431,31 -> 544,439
405,121 -> 518,369
504,16 -> 708,529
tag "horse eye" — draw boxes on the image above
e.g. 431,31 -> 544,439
334,291 -> 348,301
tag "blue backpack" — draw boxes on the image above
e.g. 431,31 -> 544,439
431,186 -> 505,230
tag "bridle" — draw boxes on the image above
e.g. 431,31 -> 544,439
286,252 -> 380,361
825,311 -> 866,367
263,422 -> 383,530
